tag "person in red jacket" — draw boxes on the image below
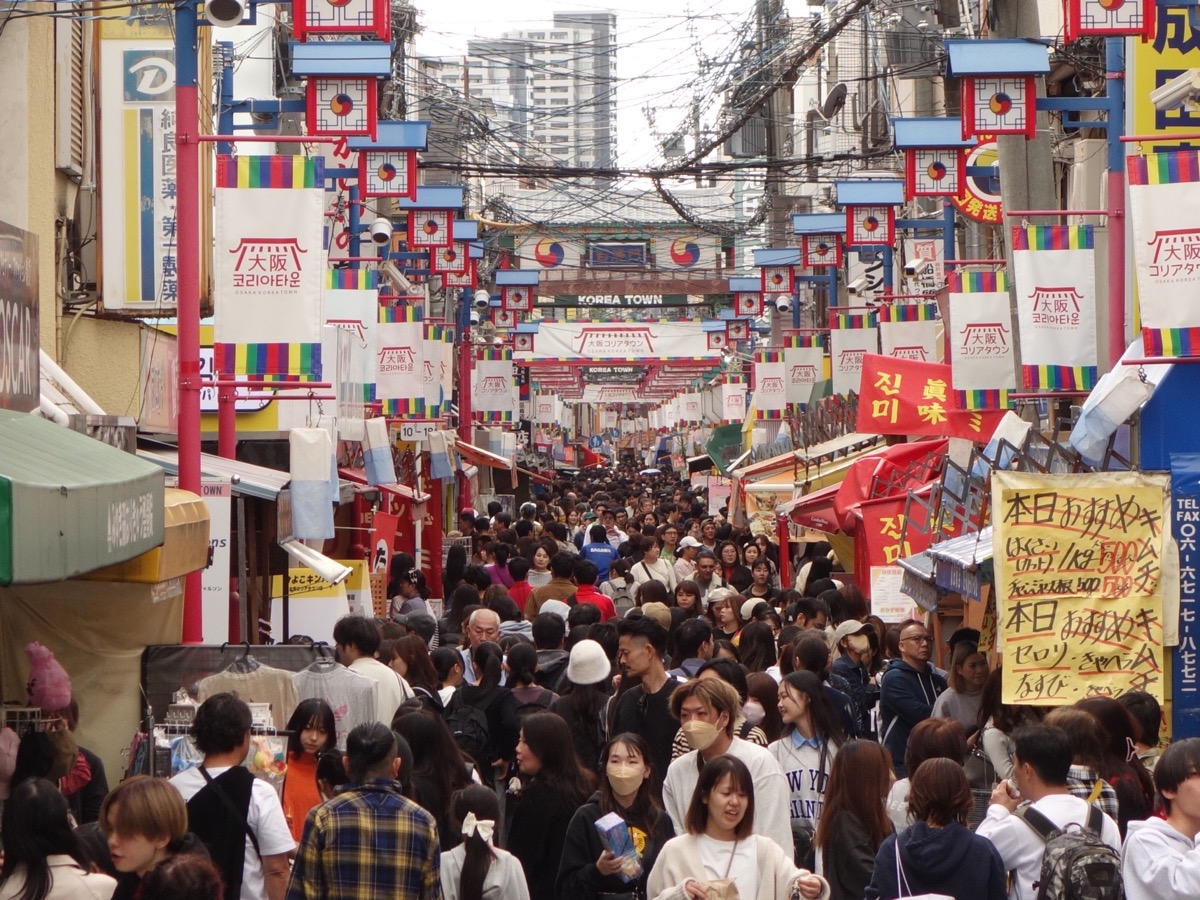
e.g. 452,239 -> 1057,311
571,558 -> 616,621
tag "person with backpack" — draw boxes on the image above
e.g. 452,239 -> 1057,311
444,641 -> 518,782
975,724 -> 1122,900
505,642 -> 558,719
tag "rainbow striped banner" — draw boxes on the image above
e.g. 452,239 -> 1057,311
1128,150 -> 1200,357
325,268 -> 378,291
948,268 -> 1015,410
213,155 -> 325,382
878,302 -> 938,323
216,155 -> 323,189
948,270 -> 1007,294
1012,224 -> 1094,252
833,312 -> 878,330
784,334 -> 824,348
213,343 -> 322,382
1012,225 -> 1098,391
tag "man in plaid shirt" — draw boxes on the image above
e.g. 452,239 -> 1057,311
285,722 -> 442,899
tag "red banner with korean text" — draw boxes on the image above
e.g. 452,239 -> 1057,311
856,354 -> 1006,442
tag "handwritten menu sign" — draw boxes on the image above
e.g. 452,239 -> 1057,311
992,471 -> 1170,705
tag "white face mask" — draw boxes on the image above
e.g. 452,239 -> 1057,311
741,700 -> 766,726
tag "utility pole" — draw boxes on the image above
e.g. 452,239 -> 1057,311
990,0 -> 1057,377
761,0 -> 791,347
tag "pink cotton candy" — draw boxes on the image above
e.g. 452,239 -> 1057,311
25,642 -> 73,712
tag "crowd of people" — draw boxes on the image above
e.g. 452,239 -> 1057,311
1,468 -> 1198,900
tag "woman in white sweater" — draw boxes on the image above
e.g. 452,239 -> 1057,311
631,535 -> 677,591
647,755 -> 829,900
440,785 -> 531,900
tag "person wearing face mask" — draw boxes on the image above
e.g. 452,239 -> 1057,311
662,679 -> 794,859
556,734 -> 676,900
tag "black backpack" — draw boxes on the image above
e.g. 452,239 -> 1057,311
515,687 -> 555,721
1016,803 -> 1124,900
444,690 -> 493,764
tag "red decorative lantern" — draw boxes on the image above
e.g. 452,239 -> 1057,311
726,320 -> 750,341
1063,0 -> 1152,44
708,330 -> 728,351
801,233 -> 844,268
293,0 -> 390,41
760,266 -> 794,296
945,40 -> 1049,141
407,210 -> 453,249
502,286 -> 533,311
844,205 -> 896,249
734,292 -> 763,317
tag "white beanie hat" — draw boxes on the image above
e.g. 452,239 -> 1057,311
567,639 -> 611,685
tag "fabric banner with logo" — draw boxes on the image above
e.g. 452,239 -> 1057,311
213,156 -> 325,381
878,302 -> 940,363
421,324 -> 446,417
1128,151 -> 1200,356
323,268 -> 377,414
1012,225 -> 1098,389
753,350 -> 787,418
853,354 -> 1008,441
992,470 -> 1169,705
948,270 -> 1016,409
534,393 -> 558,424
829,313 -> 878,396
473,350 -> 517,420
720,378 -> 747,424
376,305 -> 424,417
514,321 -> 718,361
679,392 -> 704,425
783,334 -> 824,406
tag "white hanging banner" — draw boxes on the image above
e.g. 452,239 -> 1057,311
948,271 -> 1017,409
516,321 -> 719,360
829,314 -> 879,396
289,427 -> 335,540
720,382 -> 747,422
213,156 -> 326,380
376,309 -> 425,413
783,343 -> 825,404
754,354 -> 788,413
1128,150 -> 1200,357
1011,225 -> 1099,390
878,302 -> 941,363
534,393 -> 558,424
472,356 -> 518,413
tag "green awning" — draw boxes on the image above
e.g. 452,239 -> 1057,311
0,410 -> 165,584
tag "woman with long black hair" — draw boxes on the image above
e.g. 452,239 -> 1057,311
0,778 -> 117,900
549,640 -> 613,775
771,671 -> 846,870
447,641 -> 519,781
392,707 -> 474,850
280,699 -> 337,843
557,733 -> 676,900
817,740 -> 895,900
507,712 -> 597,900
440,785 -> 530,900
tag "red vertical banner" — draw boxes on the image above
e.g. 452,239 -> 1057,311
369,511 -> 399,575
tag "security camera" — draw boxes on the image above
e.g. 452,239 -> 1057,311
282,540 -> 352,585
379,259 -> 414,294
491,335 -> 504,348
473,289 -> 492,311
205,0 -> 245,26
469,308 -> 482,326
368,217 -> 393,246
847,276 -> 869,297
1151,69 -> 1200,111
904,257 -> 935,278
774,294 -> 793,313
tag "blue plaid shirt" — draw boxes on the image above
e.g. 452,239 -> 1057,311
285,779 -> 442,900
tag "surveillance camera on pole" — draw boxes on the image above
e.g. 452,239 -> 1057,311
469,308 -> 482,326
903,257 -> 935,278
774,294 -> 793,314
368,217 -> 393,245
472,289 -> 492,311
846,276 -> 869,297
379,260 -> 414,294
1151,69 -> 1200,111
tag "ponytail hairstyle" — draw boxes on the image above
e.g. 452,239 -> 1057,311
505,641 -> 539,689
485,541 -> 511,567
471,641 -> 505,693
451,785 -> 499,900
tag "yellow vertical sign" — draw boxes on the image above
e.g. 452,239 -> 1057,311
1132,7 -> 1200,143
992,471 -> 1170,705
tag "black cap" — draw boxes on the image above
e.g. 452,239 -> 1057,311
947,627 -> 981,651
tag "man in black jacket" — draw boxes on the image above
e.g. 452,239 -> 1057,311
879,620 -> 948,776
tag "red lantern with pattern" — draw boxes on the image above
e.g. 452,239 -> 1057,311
734,292 -> 763,317
407,210 -> 453,249
844,206 -> 896,248
1063,0 -> 1152,43
761,266 -> 794,296
801,233 -> 844,268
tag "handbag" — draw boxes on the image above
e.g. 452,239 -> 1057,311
704,838 -> 741,899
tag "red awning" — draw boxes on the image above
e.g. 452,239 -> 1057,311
338,467 -> 430,504
787,439 -> 947,533
786,483 -> 844,532
453,439 -> 513,472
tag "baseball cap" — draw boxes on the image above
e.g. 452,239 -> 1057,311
740,599 -> 772,621
540,599 -> 571,621
831,619 -> 872,648
640,601 -> 672,630
679,536 -> 703,550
